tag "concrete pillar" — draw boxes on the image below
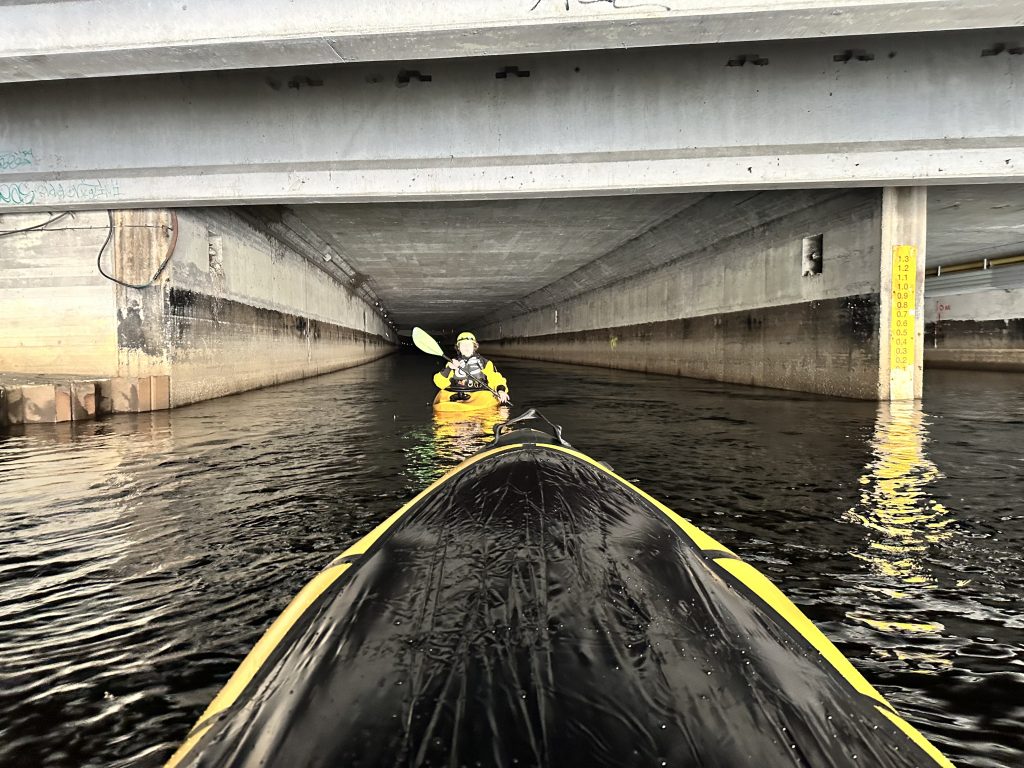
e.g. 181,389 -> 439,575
879,187 -> 927,400
111,209 -> 174,381
0,211 -> 119,375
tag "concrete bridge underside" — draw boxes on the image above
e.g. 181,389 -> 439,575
3,0 -> 1021,83
285,186 -> 1024,328
285,185 -> 1024,397
1,29 -> 1023,211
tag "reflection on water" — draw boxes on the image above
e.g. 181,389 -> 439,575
431,408 -> 511,462
1,355 -> 1022,768
845,402 -> 954,637
404,408 -> 512,488
848,402 -> 953,586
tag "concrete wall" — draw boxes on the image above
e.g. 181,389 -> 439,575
925,287 -> 1024,371
0,208 -> 394,412
479,189 -> 892,398
165,209 -> 394,406
0,211 -> 119,374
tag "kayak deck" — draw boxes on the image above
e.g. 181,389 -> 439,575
169,441 -> 949,768
432,389 -> 499,413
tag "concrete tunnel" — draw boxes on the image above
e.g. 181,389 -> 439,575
2,183 -> 1023,424
4,7 -> 1024,766
1,1 -> 1023,423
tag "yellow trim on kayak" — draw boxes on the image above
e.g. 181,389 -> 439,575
165,723 -> 212,768
714,558 -> 885,705
165,561 -> 351,768
537,442 -> 949,767
875,706 -> 955,768
166,442 -> 522,768
539,444 -> 735,555
333,443 -> 521,561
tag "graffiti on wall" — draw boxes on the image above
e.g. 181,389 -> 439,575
0,179 -> 122,206
0,149 -> 34,170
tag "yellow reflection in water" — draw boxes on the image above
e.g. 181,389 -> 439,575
403,407 -> 511,486
844,401 -> 953,639
433,407 -> 509,451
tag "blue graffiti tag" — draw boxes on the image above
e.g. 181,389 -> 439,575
32,179 -> 122,203
0,183 -> 36,205
0,149 -> 35,171
0,179 -> 123,206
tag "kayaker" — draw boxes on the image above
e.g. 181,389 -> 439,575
432,331 -> 510,403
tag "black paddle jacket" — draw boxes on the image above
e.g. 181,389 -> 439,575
433,354 -> 508,392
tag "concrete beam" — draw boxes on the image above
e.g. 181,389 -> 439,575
2,31 -> 1022,211
2,1 -> 1020,83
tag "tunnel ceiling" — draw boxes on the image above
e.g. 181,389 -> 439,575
927,185 -> 1024,267
286,184 -> 1024,330
288,196 -> 693,330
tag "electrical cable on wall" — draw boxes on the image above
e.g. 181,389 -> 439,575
96,209 -> 178,289
0,211 -> 73,238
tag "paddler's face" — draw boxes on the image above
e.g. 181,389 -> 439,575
457,339 -> 475,357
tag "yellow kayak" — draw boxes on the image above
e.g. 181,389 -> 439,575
432,389 -> 501,413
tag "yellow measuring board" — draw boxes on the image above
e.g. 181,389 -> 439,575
889,245 -> 918,399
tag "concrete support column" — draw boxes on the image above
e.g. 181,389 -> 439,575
111,209 -> 175,382
879,187 -> 927,400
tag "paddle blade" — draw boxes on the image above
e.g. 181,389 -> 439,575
412,327 -> 446,357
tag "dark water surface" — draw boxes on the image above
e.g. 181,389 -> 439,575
1,353 -> 1022,767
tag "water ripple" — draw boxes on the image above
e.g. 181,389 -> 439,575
0,358 -> 1021,767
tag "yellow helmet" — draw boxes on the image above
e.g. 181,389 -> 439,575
456,331 -> 477,344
